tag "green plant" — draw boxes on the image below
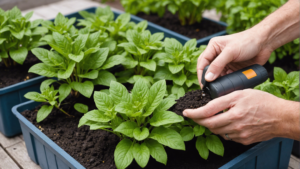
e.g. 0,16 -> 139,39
42,13 -> 77,36
154,38 -> 205,98
217,0 -> 299,65
78,6 -> 147,42
171,119 -> 224,160
0,7 -> 48,67
255,67 -> 299,101
79,79 -> 185,169
24,79 -> 72,122
116,29 -> 164,85
121,0 -> 215,25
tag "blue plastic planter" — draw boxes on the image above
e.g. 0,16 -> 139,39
13,100 -> 293,169
0,76 -> 46,137
63,7 -> 227,46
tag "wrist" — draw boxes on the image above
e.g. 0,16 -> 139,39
275,99 -> 300,140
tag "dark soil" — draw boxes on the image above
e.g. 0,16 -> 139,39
137,11 -> 226,39
22,90 -> 256,169
171,90 -> 211,116
263,54 -> 300,81
0,52 -> 40,88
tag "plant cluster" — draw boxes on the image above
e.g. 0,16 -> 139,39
0,7 -> 48,67
255,67 -> 299,101
216,0 -> 299,65
21,6 -> 224,169
120,0 -> 216,25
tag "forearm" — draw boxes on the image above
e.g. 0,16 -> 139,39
276,100 -> 300,141
252,0 -> 300,51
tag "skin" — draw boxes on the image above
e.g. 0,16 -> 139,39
183,0 -> 300,145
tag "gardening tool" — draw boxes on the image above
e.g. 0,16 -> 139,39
201,64 -> 268,99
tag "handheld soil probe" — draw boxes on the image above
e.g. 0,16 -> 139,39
201,64 -> 268,99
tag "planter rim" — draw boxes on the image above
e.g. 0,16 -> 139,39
51,6 -> 227,45
12,100 -> 290,169
0,76 -> 45,95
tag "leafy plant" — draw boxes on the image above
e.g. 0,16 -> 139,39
78,6 -> 147,42
154,38 -> 205,98
171,119 -> 224,160
217,0 -> 299,65
42,13 -> 77,36
24,79 -> 72,122
0,7 -> 48,67
116,29 -> 164,85
255,67 -> 299,101
79,79 -> 185,168
121,0 -> 215,25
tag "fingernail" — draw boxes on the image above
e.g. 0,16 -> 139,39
205,72 -> 214,81
183,111 -> 187,116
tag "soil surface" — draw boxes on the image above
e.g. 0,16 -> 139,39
263,54 -> 300,80
0,51 -> 41,88
22,90 -> 255,169
137,11 -> 225,39
171,90 -> 211,116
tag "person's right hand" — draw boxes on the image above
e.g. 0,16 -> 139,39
197,29 -> 274,88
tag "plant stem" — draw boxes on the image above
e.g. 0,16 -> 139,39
54,105 -> 74,117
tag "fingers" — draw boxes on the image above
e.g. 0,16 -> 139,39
205,47 -> 235,82
192,110 -> 232,129
183,91 -> 239,119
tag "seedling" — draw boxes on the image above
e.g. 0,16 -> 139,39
154,38 -> 205,98
0,7 -> 48,67
79,79 -> 185,169
255,67 -> 299,101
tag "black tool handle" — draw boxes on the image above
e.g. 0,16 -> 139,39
202,64 -> 268,99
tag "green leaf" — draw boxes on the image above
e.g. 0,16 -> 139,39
144,80 -> 166,116
81,48 -> 109,69
71,81 -> 94,98
180,127 -> 194,141
93,70 -> 117,86
172,73 -> 187,86
132,143 -> 150,168
133,127 -> 149,141
40,79 -> 56,92
101,55 -> 125,69
100,40 -> 116,52
169,64 -> 184,74
74,103 -> 88,113
131,79 -> 149,110
115,102 -> 135,116
149,126 -> 185,150
193,125 -> 205,136
150,32 -> 164,43
274,67 -> 287,82
0,51 -> 8,59
78,70 -> 98,79
140,60 -> 156,71
84,110 -> 111,122
57,61 -> 75,79
109,81 -> 130,105
206,135 -> 224,157
145,139 -> 167,165
154,67 -> 173,80
196,136 -> 209,160
73,34 -> 88,55
114,139 -> 134,169
29,63 -> 57,77
286,71 -> 299,87
9,47 -> 28,65
24,92 -> 47,102
154,98 -> 176,113
37,105 -> 53,123
31,27 -> 48,36
184,39 -> 197,50
58,83 -> 71,103
164,38 -> 183,54
94,91 -> 114,111
114,121 -> 138,137
52,32 -> 71,55
150,111 -> 184,127
69,52 -> 84,63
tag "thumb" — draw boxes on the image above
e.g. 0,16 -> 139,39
205,47 -> 234,82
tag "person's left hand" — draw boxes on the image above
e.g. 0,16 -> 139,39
183,89 -> 297,145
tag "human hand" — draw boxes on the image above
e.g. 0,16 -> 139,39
183,89 -> 300,145
197,29 -> 273,88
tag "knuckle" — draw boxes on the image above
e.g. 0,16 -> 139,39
233,124 -> 244,132
205,120 -> 216,129
240,132 -> 250,139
